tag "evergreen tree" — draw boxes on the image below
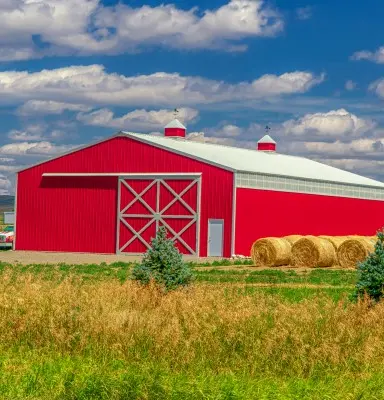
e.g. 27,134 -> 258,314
353,229 -> 384,302
132,226 -> 193,291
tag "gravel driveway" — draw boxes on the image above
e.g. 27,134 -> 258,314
0,251 -> 218,265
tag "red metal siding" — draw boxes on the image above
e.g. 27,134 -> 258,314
235,187 -> 384,257
257,143 -> 276,151
164,127 -> 186,138
16,136 -> 233,256
16,176 -> 117,253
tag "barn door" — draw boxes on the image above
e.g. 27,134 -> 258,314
117,175 -> 200,255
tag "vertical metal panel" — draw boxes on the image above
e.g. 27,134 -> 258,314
17,137 -> 233,256
115,176 -> 122,254
231,172 -> 236,257
235,187 -> 384,257
16,175 -> 118,253
13,173 -> 18,251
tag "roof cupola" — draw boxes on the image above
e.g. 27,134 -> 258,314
257,126 -> 276,152
164,118 -> 186,138
164,108 -> 186,138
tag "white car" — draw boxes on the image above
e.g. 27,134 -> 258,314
0,226 -> 14,248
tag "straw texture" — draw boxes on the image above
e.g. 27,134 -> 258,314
251,237 -> 291,267
283,235 -> 303,245
291,236 -> 336,268
337,237 -> 376,269
318,236 -> 351,251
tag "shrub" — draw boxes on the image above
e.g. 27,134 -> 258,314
131,226 -> 193,291
353,230 -> 384,302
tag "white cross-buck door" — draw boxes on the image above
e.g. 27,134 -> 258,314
117,175 -> 201,255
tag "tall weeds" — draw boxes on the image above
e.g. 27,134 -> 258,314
0,270 -> 382,380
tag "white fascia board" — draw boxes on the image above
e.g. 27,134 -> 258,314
42,172 -> 203,178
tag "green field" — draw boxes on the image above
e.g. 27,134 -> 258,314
0,261 -> 382,399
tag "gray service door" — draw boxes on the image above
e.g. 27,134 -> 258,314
208,219 -> 224,257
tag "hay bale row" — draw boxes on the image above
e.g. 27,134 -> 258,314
251,235 -> 377,268
251,235 -> 303,267
337,237 -> 376,269
291,236 -> 336,268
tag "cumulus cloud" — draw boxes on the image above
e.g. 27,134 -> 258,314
282,109 -> 375,139
0,174 -> 11,195
351,47 -> 384,64
0,65 -> 324,107
291,138 -> 384,158
345,80 -> 357,91
0,0 -> 283,60
77,107 -> 199,131
369,78 -> 384,99
17,100 -> 93,116
5,123 -> 70,142
0,141 -> 76,156
296,6 -> 313,20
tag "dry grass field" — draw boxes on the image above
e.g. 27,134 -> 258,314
0,261 -> 380,398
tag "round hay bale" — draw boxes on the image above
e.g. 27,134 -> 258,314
337,237 -> 375,269
318,236 -> 351,251
291,236 -> 336,268
251,237 -> 291,267
283,235 -> 303,245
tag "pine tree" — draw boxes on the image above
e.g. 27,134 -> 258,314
132,226 -> 193,291
352,229 -> 384,302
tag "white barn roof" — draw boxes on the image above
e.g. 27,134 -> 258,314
123,132 -> 384,188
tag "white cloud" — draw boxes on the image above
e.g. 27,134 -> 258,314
5,123 -> 69,142
351,47 -> 384,64
0,0 -> 283,60
77,107 -> 199,131
345,80 -> 357,91
295,138 -> 384,157
0,174 -> 11,195
0,65 -> 324,107
283,109 -> 375,138
369,78 -> 384,99
96,0 -> 283,53
7,123 -> 47,141
0,141 -> 76,156
296,6 -> 313,20
17,100 -> 92,116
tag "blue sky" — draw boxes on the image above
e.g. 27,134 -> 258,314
0,0 -> 383,193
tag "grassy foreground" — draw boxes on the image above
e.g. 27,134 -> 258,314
0,266 -> 382,399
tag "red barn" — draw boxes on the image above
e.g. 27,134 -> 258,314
14,119 -> 384,258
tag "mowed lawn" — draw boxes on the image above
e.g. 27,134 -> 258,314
0,261 -> 383,399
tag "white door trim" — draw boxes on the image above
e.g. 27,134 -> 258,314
117,174 -> 201,255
